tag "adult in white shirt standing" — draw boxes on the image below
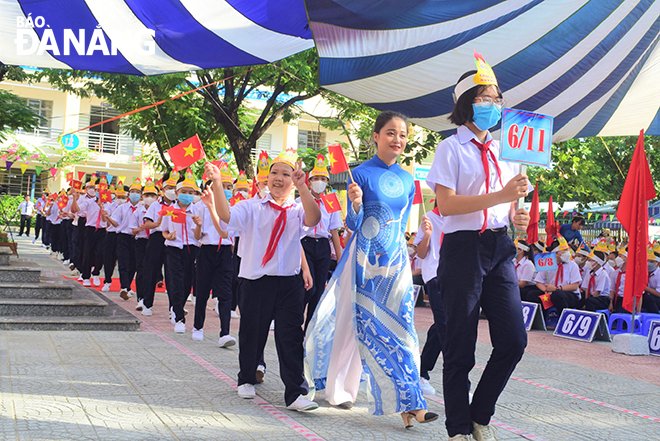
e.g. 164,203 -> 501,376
18,195 -> 35,237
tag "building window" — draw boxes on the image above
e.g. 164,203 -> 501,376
89,104 -> 120,154
25,99 -> 53,128
0,167 -> 45,197
257,133 -> 272,151
298,130 -> 326,150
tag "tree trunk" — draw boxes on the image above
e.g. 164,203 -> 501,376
231,137 -> 255,177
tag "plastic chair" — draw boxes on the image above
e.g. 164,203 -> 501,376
639,313 -> 660,337
595,309 -> 610,320
608,313 -> 643,335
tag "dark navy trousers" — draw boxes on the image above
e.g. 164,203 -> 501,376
301,236 -> 332,330
420,276 -> 445,380
438,229 -> 527,437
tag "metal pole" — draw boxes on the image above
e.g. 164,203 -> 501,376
630,296 -> 637,335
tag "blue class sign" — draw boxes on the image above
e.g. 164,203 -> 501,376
499,108 -> 553,168
648,320 -> 660,357
60,133 -> 80,151
553,309 -> 610,342
534,252 -> 557,272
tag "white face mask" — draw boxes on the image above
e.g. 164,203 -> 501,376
86,188 -> 96,197
584,261 -> 593,271
143,196 -> 156,206
559,253 -> 571,263
311,180 -> 327,194
407,246 -> 415,257
615,257 -> 625,268
239,190 -> 249,199
258,186 -> 269,198
606,260 -> 616,268
650,263 -> 658,272
164,189 -> 176,201
193,195 -> 201,204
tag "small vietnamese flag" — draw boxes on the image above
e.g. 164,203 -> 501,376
77,171 -> 86,181
168,134 -> 206,171
250,177 -> 258,198
158,206 -> 187,224
327,144 -> 349,175
71,180 -> 82,190
66,172 -> 74,182
230,193 -> 245,206
539,293 -> 554,310
321,192 -> 341,213
413,180 -> 423,205
98,190 -> 112,203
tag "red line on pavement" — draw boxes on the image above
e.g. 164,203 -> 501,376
143,323 -> 326,441
509,376 -> 660,424
424,395 -> 543,440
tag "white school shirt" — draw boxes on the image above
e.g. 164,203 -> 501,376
534,261 -> 581,296
296,196 -> 342,239
603,263 -> 616,284
18,200 -> 35,216
104,200 -> 121,233
78,196 -> 107,228
111,201 -> 141,235
515,256 -> 536,284
649,269 -> 660,291
35,198 -> 45,214
197,203 -> 232,246
129,204 -> 149,239
426,125 -> 521,234
161,202 -> 201,249
612,270 -> 626,298
413,210 -> 444,284
229,193 -> 309,280
46,203 -> 61,224
144,198 -> 174,233
581,267 -> 611,297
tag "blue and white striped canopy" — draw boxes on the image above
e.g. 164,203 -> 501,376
0,0 -> 313,75
306,0 -> 660,140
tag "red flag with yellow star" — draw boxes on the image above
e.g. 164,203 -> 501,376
98,190 -> 112,203
539,293 -> 554,310
168,134 -> 206,171
327,144 -> 349,175
321,192 -> 341,213
158,206 -> 187,224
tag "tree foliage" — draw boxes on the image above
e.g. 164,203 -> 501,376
527,135 -> 660,207
0,64 -> 40,142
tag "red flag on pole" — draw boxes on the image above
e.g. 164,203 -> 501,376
167,134 -> 206,171
616,130 -> 656,312
327,144 -> 349,174
77,171 -> 86,181
65,172 -> 74,182
413,180 -> 423,205
320,192 -> 341,213
158,206 -> 187,224
526,183 -> 540,243
545,196 -> 557,246
539,293 -> 554,310
98,190 -> 112,203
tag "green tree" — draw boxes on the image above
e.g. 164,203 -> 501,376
0,63 -> 40,141
527,135 -> 660,207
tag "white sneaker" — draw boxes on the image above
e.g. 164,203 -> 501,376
192,329 -> 204,341
69,263 -> 76,271
128,290 -> 136,298
77,275 -> 83,281
448,436 -> 474,441
119,289 -> 129,301
286,395 -> 319,412
82,279 -> 91,287
420,378 -> 436,397
186,294 -> 193,303
218,335 -> 236,348
256,364 -> 266,384
237,384 -> 255,399
136,299 -> 144,311
169,307 -> 176,325
101,283 -> 111,293
32,238 -> 36,244
472,422 -> 497,441
142,307 -> 153,316
213,298 -> 219,316
92,276 -> 100,286
63,259 -> 69,265
174,321 -> 185,334
269,320 -> 275,331
231,310 -> 240,319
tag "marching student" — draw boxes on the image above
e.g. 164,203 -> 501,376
44,193 -> 62,256
413,201 -> 445,397
130,178 -> 158,313
193,174 -> 235,345
71,176 -> 106,287
106,178 -> 142,300
299,154 -> 343,330
206,150 -> 321,412
582,245 -> 612,312
100,183 -> 125,293
59,190 -> 75,265
141,172 -> 178,316
534,238 -> 582,315
161,170 -> 201,333
426,53 -> 530,440
33,192 -> 47,243
515,239 -> 539,301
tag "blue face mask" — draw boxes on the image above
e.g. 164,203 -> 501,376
129,193 -> 141,204
472,103 -> 502,131
177,193 -> 194,206
224,189 -> 233,200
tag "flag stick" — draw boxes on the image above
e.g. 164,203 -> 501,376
515,164 -> 528,237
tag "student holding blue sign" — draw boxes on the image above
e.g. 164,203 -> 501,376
427,53 -> 529,441
534,238 -> 582,316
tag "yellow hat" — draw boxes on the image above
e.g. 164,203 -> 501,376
454,51 -> 498,102
514,239 -> 530,252
176,169 -> 200,192
143,177 -> 158,195
129,177 -> 142,192
256,150 -> 271,183
576,242 -> 590,257
593,239 -> 609,254
310,154 -> 330,178
109,184 -> 116,195
235,170 -> 250,190
115,182 -> 127,197
164,171 -> 180,188
607,242 -> 616,252
557,235 -> 571,252
271,149 -> 297,171
220,163 -> 234,185
87,174 -> 98,187
649,244 -> 660,263
617,246 -> 628,258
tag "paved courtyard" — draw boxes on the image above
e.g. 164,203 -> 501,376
0,236 -> 658,440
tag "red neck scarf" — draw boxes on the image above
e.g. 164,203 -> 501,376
587,271 -> 596,298
261,201 -> 291,266
554,262 -> 564,286
470,139 -> 503,233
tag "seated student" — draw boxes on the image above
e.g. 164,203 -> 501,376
641,245 -> 660,313
206,151 -> 321,412
534,237 -> 581,316
573,242 -> 591,275
582,246 -> 612,312
515,239 -> 539,301
609,248 -> 627,313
